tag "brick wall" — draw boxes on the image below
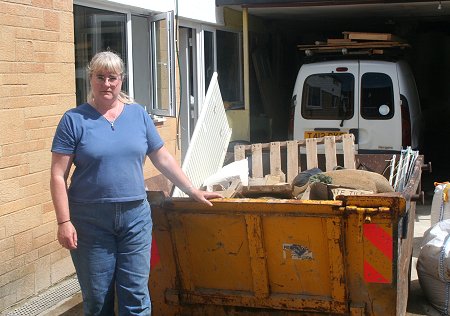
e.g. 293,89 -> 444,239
0,0 -> 76,311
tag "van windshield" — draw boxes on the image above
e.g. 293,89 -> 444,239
301,73 -> 354,120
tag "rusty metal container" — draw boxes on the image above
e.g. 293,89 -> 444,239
148,150 -> 423,315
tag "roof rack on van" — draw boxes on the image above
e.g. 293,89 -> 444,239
297,31 -> 410,58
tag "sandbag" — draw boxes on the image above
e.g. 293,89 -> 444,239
431,182 -> 450,226
322,169 -> 394,193
417,220 -> 450,315
292,168 -> 322,197
292,168 -> 322,187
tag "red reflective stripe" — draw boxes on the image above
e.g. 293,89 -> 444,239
364,260 -> 390,283
363,223 -> 393,260
150,236 -> 160,268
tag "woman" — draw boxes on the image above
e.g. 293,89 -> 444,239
50,51 -> 221,315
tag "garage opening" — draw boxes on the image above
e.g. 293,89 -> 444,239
218,1 -> 450,182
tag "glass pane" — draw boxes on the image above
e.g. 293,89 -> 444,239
301,73 -> 354,120
132,15 -> 151,108
217,30 -> 242,103
361,73 -> 394,120
153,20 -> 170,111
74,5 -> 127,105
204,31 -> 214,92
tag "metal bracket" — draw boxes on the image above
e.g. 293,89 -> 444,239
343,205 -> 390,241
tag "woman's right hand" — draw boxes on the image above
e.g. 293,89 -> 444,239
57,221 -> 78,250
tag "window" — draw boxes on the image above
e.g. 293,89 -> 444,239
361,73 -> 394,120
204,30 -> 215,93
74,5 -> 127,106
131,15 -> 151,109
150,12 -> 176,117
301,73 -> 354,120
216,30 -> 243,106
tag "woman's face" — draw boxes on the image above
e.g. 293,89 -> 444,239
90,71 -> 122,104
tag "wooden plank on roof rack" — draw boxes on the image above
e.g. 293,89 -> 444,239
298,44 -> 409,56
298,41 -> 409,49
327,38 -> 354,45
342,31 -> 399,41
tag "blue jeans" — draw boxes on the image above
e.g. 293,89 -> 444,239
69,199 -> 152,316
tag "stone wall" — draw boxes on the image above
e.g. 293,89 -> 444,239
0,0 -> 76,311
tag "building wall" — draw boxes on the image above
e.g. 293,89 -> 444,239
0,0 -> 77,311
0,0 -> 228,311
105,0 -> 225,25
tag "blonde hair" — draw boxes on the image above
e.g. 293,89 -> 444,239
87,51 -> 134,104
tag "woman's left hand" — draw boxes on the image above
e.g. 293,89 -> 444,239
187,188 -> 223,206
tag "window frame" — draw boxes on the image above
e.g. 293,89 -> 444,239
73,3 -> 131,106
149,11 -> 176,117
74,1 -> 177,117
215,28 -> 243,106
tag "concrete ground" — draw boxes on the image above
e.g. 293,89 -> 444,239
406,167 -> 447,316
406,198 -> 440,316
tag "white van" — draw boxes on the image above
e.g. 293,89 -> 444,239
289,59 -> 422,152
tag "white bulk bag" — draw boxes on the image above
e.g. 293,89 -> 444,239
417,219 -> 450,315
431,182 -> 450,226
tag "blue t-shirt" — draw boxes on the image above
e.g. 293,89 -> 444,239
51,103 -> 164,203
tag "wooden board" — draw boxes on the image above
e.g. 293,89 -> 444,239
342,31 -> 399,41
297,32 -> 408,56
343,134 -> 356,169
327,38 -> 354,44
241,183 -> 293,198
252,143 -> 263,178
222,179 -> 243,198
297,41 -> 409,50
306,138 -> 318,170
324,136 -> 337,172
286,141 -> 300,183
270,142 -> 282,178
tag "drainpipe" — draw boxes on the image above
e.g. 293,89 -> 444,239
243,7 -> 250,141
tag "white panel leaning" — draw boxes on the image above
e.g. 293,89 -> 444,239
172,72 -> 232,197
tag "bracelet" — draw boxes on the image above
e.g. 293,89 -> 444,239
57,219 -> 71,225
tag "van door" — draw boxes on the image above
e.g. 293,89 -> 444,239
293,61 -> 360,146
358,61 -> 402,152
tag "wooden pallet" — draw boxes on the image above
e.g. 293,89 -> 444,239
234,134 -> 356,184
